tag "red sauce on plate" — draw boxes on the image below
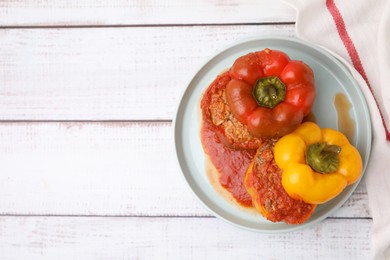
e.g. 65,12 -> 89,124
200,72 -> 257,206
201,118 -> 255,206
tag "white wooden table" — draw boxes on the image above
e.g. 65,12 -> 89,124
0,1 -> 371,259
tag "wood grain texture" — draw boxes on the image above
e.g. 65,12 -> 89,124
0,25 -> 294,120
0,1 -> 374,258
0,216 -> 371,260
0,0 -> 295,26
0,122 -> 370,218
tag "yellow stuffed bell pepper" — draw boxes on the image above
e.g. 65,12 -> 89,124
274,122 -> 363,204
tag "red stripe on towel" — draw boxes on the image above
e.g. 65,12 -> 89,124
326,0 -> 390,141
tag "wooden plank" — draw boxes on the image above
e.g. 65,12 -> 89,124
0,216 -> 371,259
0,121 -> 200,216
0,0 -> 295,26
0,25 -> 294,120
0,122 -> 370,218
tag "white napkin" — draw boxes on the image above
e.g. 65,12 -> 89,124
281,0 -> 390,259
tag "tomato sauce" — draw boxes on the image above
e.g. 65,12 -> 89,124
201,119 -> 255,206
200,72 -> 256,206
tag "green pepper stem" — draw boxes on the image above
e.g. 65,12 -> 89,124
252,76 -> 286,109
306,142 -> 341,173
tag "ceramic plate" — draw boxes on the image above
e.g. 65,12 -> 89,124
173,36 -> 372,232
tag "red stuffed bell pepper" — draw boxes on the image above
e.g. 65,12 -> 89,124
226,48 -> 316,138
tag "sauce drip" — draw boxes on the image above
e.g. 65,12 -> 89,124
334,93 -> 356,143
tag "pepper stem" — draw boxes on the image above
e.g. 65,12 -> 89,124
306,142 -> 341,173
252,76 -> 286,109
